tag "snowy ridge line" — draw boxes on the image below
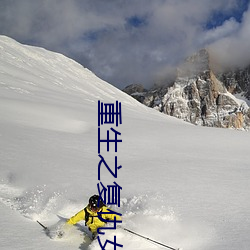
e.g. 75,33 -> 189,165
0,35 -> 143,110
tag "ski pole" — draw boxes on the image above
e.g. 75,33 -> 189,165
122,227 -> 181,250
37,220 -> 48,231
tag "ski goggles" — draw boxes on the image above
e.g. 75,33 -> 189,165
89,204 -> 100,212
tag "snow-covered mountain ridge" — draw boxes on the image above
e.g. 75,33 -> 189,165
0,35 -> 142,107
123,49 -> 250,130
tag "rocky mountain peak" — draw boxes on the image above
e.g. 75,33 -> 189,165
123,49 -> 250,130
177,48 -> 210,78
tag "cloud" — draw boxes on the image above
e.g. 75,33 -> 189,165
200,18 -> 240,45
0,0 -> 249,89
209,4 -> 250,69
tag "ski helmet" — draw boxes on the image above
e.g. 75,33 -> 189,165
89,195 -> 104,210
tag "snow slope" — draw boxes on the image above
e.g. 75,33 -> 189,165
0,35 -> 250,250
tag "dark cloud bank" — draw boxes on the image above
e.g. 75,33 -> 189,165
0,0 -> 249,89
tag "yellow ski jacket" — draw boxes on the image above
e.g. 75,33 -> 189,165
67,206 -> 122,233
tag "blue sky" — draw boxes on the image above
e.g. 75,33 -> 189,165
0,0 -> 249,89
206,0 -> 249,28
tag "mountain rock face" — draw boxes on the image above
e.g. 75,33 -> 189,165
123,49 -> 250,130
217,66 -> 250,100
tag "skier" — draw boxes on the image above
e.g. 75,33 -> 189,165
66,194 -> 122,239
